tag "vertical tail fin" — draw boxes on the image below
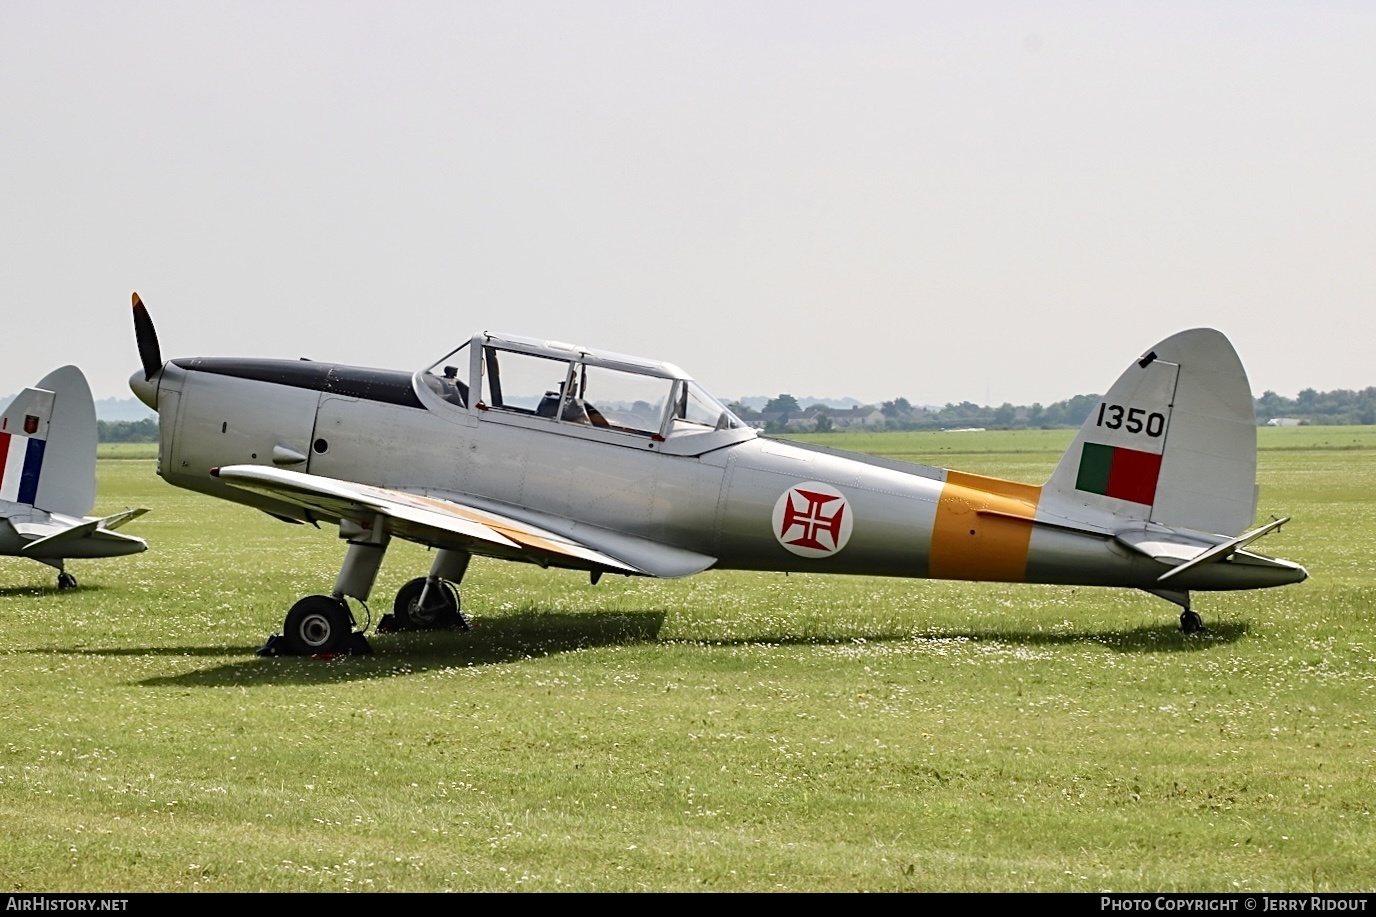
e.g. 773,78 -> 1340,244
1044,328 -> 1257,536
0,366 -> 97,517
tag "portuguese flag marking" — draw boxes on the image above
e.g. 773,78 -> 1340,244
1075,442 -> 1162,506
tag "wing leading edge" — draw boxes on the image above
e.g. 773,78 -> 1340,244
210,464 -> 716,579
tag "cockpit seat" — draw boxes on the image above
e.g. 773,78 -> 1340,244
536,390 -> 561,417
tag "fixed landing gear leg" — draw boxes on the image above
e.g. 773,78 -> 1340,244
264,522 -> 391,657
1142,587 -> 1205,634
332,536 -> 390,605
39,559 -> 78,590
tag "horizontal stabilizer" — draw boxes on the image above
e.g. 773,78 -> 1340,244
1154,517 -> 1290,583
98,507 -> 150,531
17,516 -> 148,559
20,517 -> 100,551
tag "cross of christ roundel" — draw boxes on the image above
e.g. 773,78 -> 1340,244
772,481 -> 853,558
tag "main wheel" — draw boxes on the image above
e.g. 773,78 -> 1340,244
393,577 -> 460,630
57,572 -> 78,590
283,595 -> 354,655
1179,609 -> 1206,634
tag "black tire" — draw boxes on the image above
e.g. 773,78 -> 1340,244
283,595 -> 353,655
393,577 -> 460,630
57,572 -> 78,590
1179,610 -> 1206,634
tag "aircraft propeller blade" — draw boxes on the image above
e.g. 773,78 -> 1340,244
132,292 -> 163,381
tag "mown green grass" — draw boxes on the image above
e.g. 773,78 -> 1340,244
1,429 -> 1372,891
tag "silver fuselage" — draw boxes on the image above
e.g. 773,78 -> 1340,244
137,356 -> 1304,596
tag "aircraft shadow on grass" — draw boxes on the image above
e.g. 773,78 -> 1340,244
0,579 -> 142,599
31,611 -> 1244,689
141,609 -> 666,687
0,584 -> 107,598
639,620 -> 1249,654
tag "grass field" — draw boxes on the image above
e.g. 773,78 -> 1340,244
3,428 -> 1373,892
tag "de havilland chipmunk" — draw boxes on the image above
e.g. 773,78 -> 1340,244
127,292 -> 1306,656
0,366 -> 148,588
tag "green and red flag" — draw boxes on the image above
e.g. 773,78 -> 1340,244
1075,442 -> 1162,506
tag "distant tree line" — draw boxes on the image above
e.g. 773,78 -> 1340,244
1254,388 -> 1376,426
730,392 -> 1105,433
885,394 -> 1104,432
726,386 -> 1376,434
98,418 -> 158,442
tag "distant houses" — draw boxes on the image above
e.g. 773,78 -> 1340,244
738,405 -> 890,432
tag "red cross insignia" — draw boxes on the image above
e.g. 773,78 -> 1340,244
772,481 -> 853,558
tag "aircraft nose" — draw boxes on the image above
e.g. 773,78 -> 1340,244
129,368 -> 159,411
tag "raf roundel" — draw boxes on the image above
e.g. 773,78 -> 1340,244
772,481 -> 854,558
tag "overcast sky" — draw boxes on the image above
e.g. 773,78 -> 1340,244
2,1 -> 1372,409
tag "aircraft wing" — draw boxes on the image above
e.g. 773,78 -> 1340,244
211,464 -> 716,579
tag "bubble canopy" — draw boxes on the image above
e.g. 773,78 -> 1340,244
417,332 -> 754,455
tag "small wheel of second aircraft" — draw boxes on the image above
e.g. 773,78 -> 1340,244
57,572 -> 78,590
1179,609 -> 1206,634
283,595 -> 353,655
393,577 -> 460,630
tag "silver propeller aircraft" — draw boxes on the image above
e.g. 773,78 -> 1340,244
1,365 -> 148,587
128,292 -> 1305,655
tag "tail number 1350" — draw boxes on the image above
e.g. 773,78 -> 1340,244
1096,403 -> 1166,437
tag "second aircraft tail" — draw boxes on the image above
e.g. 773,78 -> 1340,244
0,365 -> 98,518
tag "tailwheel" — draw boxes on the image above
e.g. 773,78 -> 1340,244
1143,588 -> 1205,635
283,595 -> 355,655
391,577 -> 468,631
57,572 -> 78,590
1179,609 -> 1206,634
